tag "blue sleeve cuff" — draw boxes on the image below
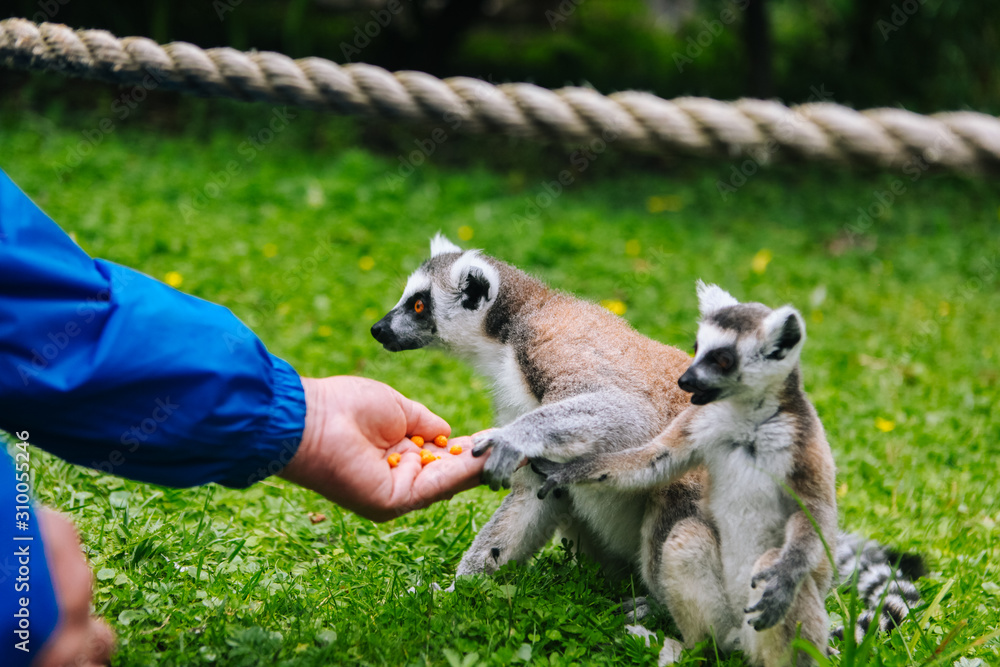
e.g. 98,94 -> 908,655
221,354 -> 305,488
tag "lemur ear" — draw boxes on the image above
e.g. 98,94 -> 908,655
450,252 -> 499,311
461,267 -> 491,310
430,232 -> 462,257
696,280 -> 739,317
763,306 -> 805,360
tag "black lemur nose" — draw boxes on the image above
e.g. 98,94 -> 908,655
371,319 -> 387,343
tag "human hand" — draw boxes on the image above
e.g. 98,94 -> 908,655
280,376 -> 487,522
33,509 -> 115,667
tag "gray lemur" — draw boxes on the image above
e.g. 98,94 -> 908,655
533,284 -> 836,666
371,234 -> 705,585
372,238 -> 923,647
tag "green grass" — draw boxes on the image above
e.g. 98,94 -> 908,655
1,95 -> 998,666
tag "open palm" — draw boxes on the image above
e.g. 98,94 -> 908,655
281,376 -> 486,521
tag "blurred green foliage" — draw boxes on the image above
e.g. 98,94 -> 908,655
3,0 -> 998,112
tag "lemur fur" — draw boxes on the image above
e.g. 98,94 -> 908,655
371,238 -> 923,651
533,285 -> 836,666
371,234 -> 704,582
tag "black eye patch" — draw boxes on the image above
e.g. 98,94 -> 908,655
406,291 -> 431,316
708,346 -> 737,373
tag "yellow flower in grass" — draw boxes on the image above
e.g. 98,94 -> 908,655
875,417 -> 895,432
751,249 -> 773,275
164,271 -> 183,288
359,256 -> 375,271
317,325 -> 334,338
625,239 -> 641,257
601,299 -> 627,316
646,195 -> 683,213
458,225 -> 474,241
262,243 -> 278,258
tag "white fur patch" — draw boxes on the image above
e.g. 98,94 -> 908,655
762,305 -> 806,352
696,280 -> 739,316
489,347 -> 540,425
430,232 -> 462,257
396,269 -> 431,307
693,323 -> 737,362
686,404 -> 797,610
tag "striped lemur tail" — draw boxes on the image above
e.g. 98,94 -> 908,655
832,532 -> 927,641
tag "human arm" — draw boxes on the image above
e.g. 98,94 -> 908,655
0,169 -> 485,507
0,169 -> 304,489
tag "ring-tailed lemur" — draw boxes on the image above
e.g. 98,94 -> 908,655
371,234 -> 705,583
533,285 -> 836,665
371,238 -> 923,645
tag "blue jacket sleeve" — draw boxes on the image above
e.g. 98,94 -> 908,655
0,169 -> 305,488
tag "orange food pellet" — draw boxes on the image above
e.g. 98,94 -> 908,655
419,449 -> 438,466
410,435 -> 425,447
387,452 -> 401,468
434,435 -> 448,448
449,444 -> 463,455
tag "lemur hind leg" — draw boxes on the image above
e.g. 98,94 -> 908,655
456,466 -> 571,576
745,548 -> 829,667
656,517 -> 741,654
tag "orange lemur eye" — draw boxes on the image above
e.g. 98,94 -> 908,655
714,350 -> 734,370
414,299 -> 425,314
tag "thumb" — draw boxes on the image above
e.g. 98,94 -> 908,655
398,395 -> 451,443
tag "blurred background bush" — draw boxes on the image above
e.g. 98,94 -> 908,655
4,0 -> 998,113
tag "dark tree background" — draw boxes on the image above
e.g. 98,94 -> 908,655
4,0 -> 999,113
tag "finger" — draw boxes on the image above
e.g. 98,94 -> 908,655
537,478 -> 557,500
393,450 -> 424,493
398,395 -> 451,443
410,437 -> 487,506
89,619 -> 116,664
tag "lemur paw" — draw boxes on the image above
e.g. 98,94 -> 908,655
473,430 -> 525,490
531,458 -> 602,499
744,569 -> 796,631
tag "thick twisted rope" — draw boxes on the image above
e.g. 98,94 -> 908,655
3,18 -> 999,175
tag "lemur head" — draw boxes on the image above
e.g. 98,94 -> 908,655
679,281 -> 806,405
370,233 -> 501,352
